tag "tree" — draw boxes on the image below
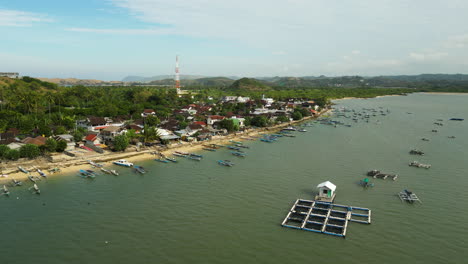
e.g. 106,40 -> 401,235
44,138 -> 58,152
38,123 -> 52,137
56,140 -> 67,152
19,144 -> 41,159
0,145 -> 10,159
5,149 -> 20,160
276,115 -> 289,123
292,111 -> 303,120
218,119 -> 238,132
143,125 -> 159,143
114,135 -> 129,151
251,116 -> 269,127
145,115 -> 160,127
73,131 -> 84,143
54,126 -> 67,135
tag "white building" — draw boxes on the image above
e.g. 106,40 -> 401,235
315,181 -> 337,202
261,94 -> 274,107
0,72 -> 19,79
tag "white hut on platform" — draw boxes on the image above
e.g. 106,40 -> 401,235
315,181 -> 337,202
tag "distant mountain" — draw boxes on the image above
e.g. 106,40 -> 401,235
38,78 -> 124,86
122,75 -> 208,82
147,77 -> 235,87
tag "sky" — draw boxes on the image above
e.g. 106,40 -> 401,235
1,0 -> 468,80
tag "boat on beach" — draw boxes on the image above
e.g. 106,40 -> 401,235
113,159 -> 133,167
37,169 -> 47,177
18,166 -> 29,174
48,167 -> 61,173
88,160 -> 104,168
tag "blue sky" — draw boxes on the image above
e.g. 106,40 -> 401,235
1,0 -> 468,80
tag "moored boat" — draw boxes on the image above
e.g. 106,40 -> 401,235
88,160 -> 104,168
231,151 -> 246,157
37,169 -> 47,177
203,147 -> 216,151
2,185 -> 10,196
134,165 -> 146,174
217,160 -> 234,167
32,184 -> 40,194
165,157 -> 177,163
100,168 -> 112,174
79,169 -> 95,178
113,159 -> 133,167
155,158 -> 169,163
110,170 -> 119,176
12,179 -> 22,186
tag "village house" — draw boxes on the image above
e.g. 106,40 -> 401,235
85,133 -> 102,146
141,109 -> 156,118
77,116 -> 109,131
54,134 -> 76,151
21,136 -> 47,146
207,115 -> 225,126
100,126 -> 124,142
0,132 -> 16,145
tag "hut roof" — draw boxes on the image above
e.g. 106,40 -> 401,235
317,181 -> 336,192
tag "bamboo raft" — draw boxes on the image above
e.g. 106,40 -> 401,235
281,199 -> 371,238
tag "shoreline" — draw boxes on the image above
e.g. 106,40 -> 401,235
0,110 -> 330,184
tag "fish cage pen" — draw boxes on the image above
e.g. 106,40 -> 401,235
281,199 -> 371,238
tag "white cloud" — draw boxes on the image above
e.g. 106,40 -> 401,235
444,34 -> 468,48
409,51 -> 448,61
0,9 -> 53,27
66,27 -> 172,35
351,50 -> 361,55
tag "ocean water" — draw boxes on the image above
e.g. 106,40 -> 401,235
1,93 -> 467,264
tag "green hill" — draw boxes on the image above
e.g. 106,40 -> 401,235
227,78 -> 271,91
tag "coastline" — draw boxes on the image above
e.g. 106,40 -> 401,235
0,110 -> 330,184
332,94 -> 403,102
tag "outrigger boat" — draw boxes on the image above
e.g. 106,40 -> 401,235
203,147 -> 216,151
175,151 -> 189,156
48,167 -> 61,173
79,169 -> 95,178
409,149 -> 424,155
134,165 -> 146,174
32,184 -> 40,195
113,159 -> 133,167
229,140 -> 242,144
88,160 -> 104,168
235,144 -> 249,149
218,160 -> 234,167
297,129 -> 307,132
12,179 -> 22,186
282,126 -> 297,131
189,153 -> 203,158
37,169 -> 47,178
18,166 -> 29,174
231,151 -> 246,157
155,158 -> 169,163
165,157 -> 177,163
2,185 -> 10,196
28,175 -> 38,183
100,168 -> 112,174
260,138 -> 274,143
173,153 -> 187,157
110,170 -> 119,176
187,156 -> 202,161
227,146 -> 241,150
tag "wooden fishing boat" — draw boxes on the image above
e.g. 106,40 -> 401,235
32,184 -> 40,195
12,179 -> 22,186
2,185 -> 10,196
28,175 -> 37,183
37,169 -> 47,177
110,170 -> 119,176
227,146 -> 241,150
18,166 -> 29,174
100,168 -> 112,174
235,144 -> 249,149
155,158 -> 169,163
79,169 -> 95,178
189,153 -> 203,158
231,151 -> 246,157
187,156 -> 202,161
218,160 -> 234,167
88,160 -> 104,168
48,167 -> 61,173
203,147 -> 216,151
165,157 -> 177,163
134,166 -> 146,174
173,153 -> 187,157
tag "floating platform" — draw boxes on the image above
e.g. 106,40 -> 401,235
281,199 -> 371,238
398,190 -> 422,204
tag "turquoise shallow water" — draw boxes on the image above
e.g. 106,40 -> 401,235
1,93 -> 467,263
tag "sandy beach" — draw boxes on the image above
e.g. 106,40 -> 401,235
0,112 -> 328,184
